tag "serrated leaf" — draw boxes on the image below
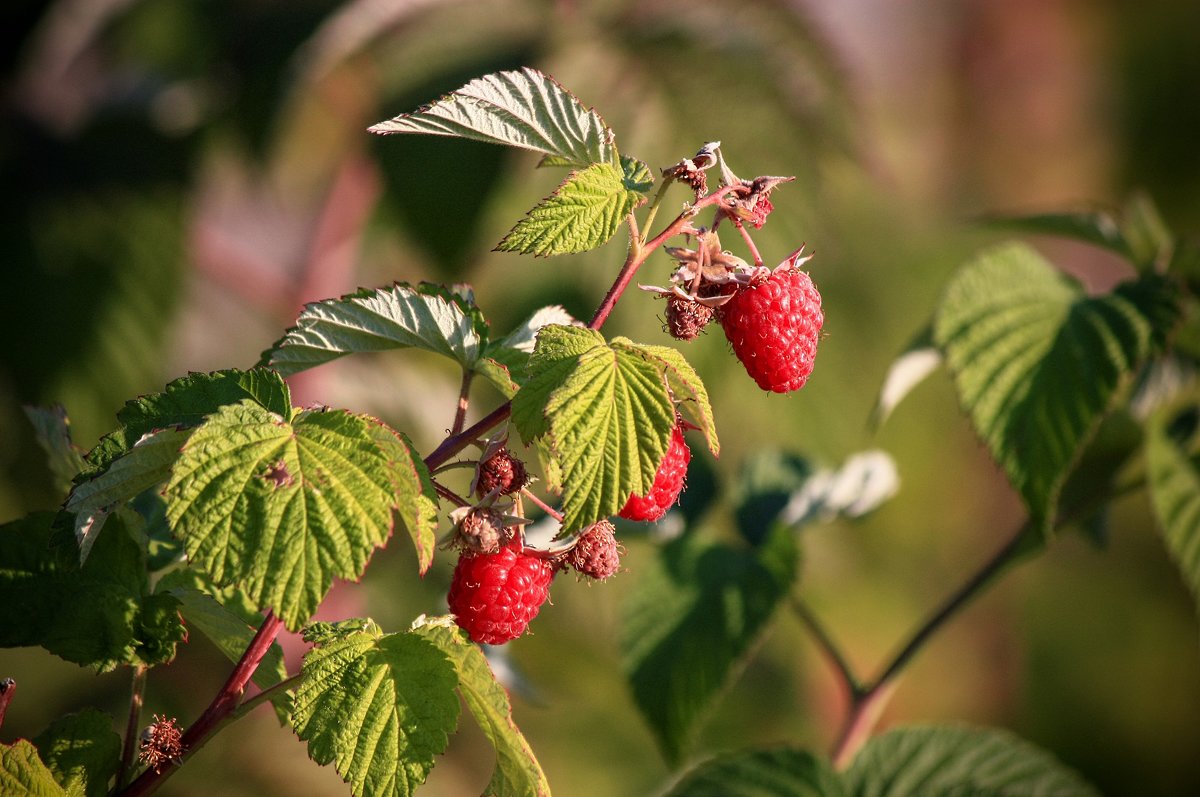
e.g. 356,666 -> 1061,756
844,725 -> 1101,796
291,624 -> 459,797
663,747 -> 845,797
477,306 -> 578,399
165,402 -> 432,630
65,428 -> 191,564
364,424 -> 439,574
159,569 -> 290,721
32,709 -> 121,797
0,512 -> 184,672
23,405 -> 86,496
981,209 -> 1131,260
416,621 -> 551,797
511,325 -> 675,532
370,67 -> 617,168
615,338 -> 718,455
934,243 -> 1180,534
870,327 -> 942,429
621,155 -> 654,193
1147,407 -> 1200,617
622,525 -> 797,764
497,163 -> 645,257
261,283 -> 488,377
85,369 -> 292,475
0,741 -> 66,797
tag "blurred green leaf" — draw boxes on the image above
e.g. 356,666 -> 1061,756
511,325 -> 675,532
370,67 -> 618,168
291,621 -> 459,797
870,326 -> 941,429
22,406 -> 86,498
415,621 -> 551,797
165,402 -> 435,630
0,740 -> 65,797
663,747 -> 844,797
843,725 -> 1101,796
934,243 -> 1180,535
980,210 -> 1131,259
0,512 -> 184,671
622,524 -> 797,764
497,163 -> 644,256
261,283 -> 488,377
1120,193 -> 1173,271
1058,410 -> 1144,547
1147,405 -> 1200,619
32,709 -> 121,797
732,451 -> 814,545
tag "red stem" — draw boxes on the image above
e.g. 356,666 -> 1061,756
0,678 -> 14,730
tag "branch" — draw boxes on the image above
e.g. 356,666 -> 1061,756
0,678 -> 14,730
116,666 -> 148,788
451,369 -> 474,436
791,597 -> 861,697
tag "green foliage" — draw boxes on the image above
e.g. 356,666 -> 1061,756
415,622 -> 550,797
0,740 -> 66,797
663,748 -> 843,797
164,401 -> 437,630
933,243 -> 1180,535
291,620 -> 460,797
1147,405 -> 1200,613
22,406 -> 86,497
370,67 -> 618,168
32,709 -> 122,797
497,162 -> 647,256
0,512 -> 184,671
622,525 -> 798,764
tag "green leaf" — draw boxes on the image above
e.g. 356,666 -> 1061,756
615,339 -> 718,456
261,283 -> 488,377
870,326 -> 942,429
0,512 -> 184,671
23,405 -> 86,496
933,243 -> 1180,534
496,163 -> 645,257
65,428 -> 191,564
844,725 -> 1101,796
0,741 -> 66,797
981,209 -> 1131,260
85,369 -> 292,475
731,451 -> 816,545
621,155 -> 654,193
1147,406 -> 1200,616
159,570 -> 290,720
622,525 -> 797,764
165,402 -> 436,630
475,305 -> 578,400
663,747 -> 845,797
370,67 -> 617,168
291,622 -> 460,797
415,621 -> 551,797
32,709 -> 121,797
1120,192 -> 1173,271
511,325 -> 676,532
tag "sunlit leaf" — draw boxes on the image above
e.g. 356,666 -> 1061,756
622,525 -> 797,764
32,709 -> 121,797
980,209 -> 1131,260
621,155 -> 654,193
496,163 -> 644,257
291,621 -> 459,797
1147,406 -> 1200,618
844,725 -> 1101,796
370,67 -> 617,168
663,747 -> 844,797
0,740 -> 65,797
23,405 -> 86,496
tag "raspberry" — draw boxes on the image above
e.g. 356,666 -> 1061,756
475,447 -> 527,497
566,520 -> 622,580
619,423 -> 691,522
448,539 -> 555,644
719,264 -> 823,393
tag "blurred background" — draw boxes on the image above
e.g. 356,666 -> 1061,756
2,0 -> 1199,794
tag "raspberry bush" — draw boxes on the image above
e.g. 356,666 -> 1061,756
1,64 -> 1198,797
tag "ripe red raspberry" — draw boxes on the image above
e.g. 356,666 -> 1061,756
448,539 -> 555,644
619,423 -> 691,522
475,447 -> 528,497
719,263 -> 823,393
566,520 -> 622,580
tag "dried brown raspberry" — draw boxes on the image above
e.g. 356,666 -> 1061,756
664,294 -> 715,341
450,506 -> 513,555
476,447 -> 528,497
566,520 -> 622,581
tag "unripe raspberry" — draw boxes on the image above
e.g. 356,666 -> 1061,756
566,520 -> 622,581
719,264 -> 823,393
448,539 -> 555,644
476,447 -> 528,497
619,423 -> 691,522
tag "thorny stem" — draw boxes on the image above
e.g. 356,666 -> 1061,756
434,482 -> 471,508
231,674 -> 302,721
121,613 -> 286,797
0,678 -> 14,730
451,369 -> 474,436
117,666 -> 149,788
827,524 -> 1037,768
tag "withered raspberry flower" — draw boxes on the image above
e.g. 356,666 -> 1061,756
722,175 -> 792,230
641,228 -> 754,338
661,141 -> 720,198
139,714 -> 183,773
448,506 -> 514,555
565,520 -> 622,581
475,447 -> 528,497
664,294 -> 715,341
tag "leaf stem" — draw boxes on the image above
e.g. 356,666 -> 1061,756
119,613 -> 286,797
790,598 -> 861,697
520,487 -> 564,522
732,219 -> 764,267
231,673 -> 301,721
827,523 -> 1038,768
451,369 -> 474,436
638,176 -> 675,247
117,666 -> 148,788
